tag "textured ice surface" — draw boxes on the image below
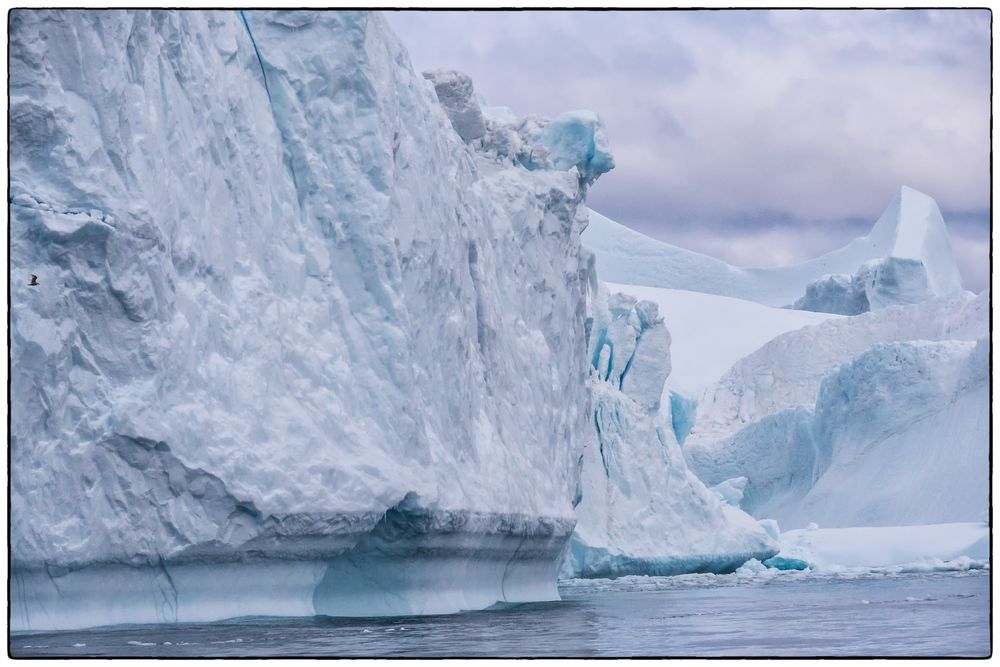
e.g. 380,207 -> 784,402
10,9 -> 609,630
792,256 -> 934,315
690,338 -> 988,529
583,186 -> 964,307
422,69 -> 486,142
687,290 -> 988,450
710,477 -> 748,507
476,106 -> 614,188
564,285 -> 777,579
791,273 -> 870,315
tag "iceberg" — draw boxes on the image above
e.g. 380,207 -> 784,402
688,337 -> 988,530
583,186 -> 965,307
791,256 -> 935,315
604,283 -> 837,396
687,289 -> 987,450
10,9 -> 612,631
775,522 -> 989,572
422,69 -> 487,142
563,286 -> 777,579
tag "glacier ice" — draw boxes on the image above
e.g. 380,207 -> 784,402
791,256 -> 935,315
710,476 -> 748,507
583,186 -> 965,307
9,9 -> 611,631
786,339 -> 988,528
422,69 -> 486,142
687,289 -> 988,450
563,286 -> 777,579
10,6 -> 988,635
689,337 -> 988,530
791,273 -> 870,315
475,106 -> 615,188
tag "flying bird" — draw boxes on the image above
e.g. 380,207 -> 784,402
29,275 -> 38,286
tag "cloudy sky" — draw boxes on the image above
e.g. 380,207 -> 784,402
386,9 -> 991,291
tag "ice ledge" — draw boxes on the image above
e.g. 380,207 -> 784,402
11,500 -> 576,632
561,534 -> 779,580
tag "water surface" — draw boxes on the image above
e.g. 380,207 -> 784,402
10,570 -> 989,657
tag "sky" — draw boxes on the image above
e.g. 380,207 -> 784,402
386,9 -> 991,292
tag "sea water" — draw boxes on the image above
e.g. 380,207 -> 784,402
10,570 -> 989,657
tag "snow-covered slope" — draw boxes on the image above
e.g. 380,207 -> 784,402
563,287 -> 777,578
606,283 -> 837,395
583,186 -> 964,307
10,10 -> 612,630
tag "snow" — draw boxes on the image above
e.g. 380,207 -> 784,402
605,283 -> 837,395
564,285 -> 777,579
583,185 -> 964,307
10,9 -> 607,631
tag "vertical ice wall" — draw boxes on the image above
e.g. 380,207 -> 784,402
10,9 -> 612,630
563,287 -> 778,578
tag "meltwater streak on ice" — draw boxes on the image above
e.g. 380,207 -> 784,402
9,9 -> 615,631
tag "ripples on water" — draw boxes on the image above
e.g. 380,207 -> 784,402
10,570 -> 989,657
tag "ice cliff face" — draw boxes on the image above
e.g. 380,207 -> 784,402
791,256 -> 935,315
583,186 -> 964,308
563,287 -> 778,578
10,9 -> 613,630
422,69 -> 486,142
687,291 -> 987,450
691,340 -> 988,530
686,292 -> 989,529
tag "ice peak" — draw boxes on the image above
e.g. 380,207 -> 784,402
868,186 -> 963,295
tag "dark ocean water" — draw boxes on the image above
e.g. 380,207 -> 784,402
10,570 -> 989,657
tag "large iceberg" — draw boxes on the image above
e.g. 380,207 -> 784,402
10,9 -> 615,631
583,186 -> 965,307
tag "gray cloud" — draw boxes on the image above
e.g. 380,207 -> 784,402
386,9 -> 990,291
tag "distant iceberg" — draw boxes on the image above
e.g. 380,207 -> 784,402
582,185 -> 965,308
